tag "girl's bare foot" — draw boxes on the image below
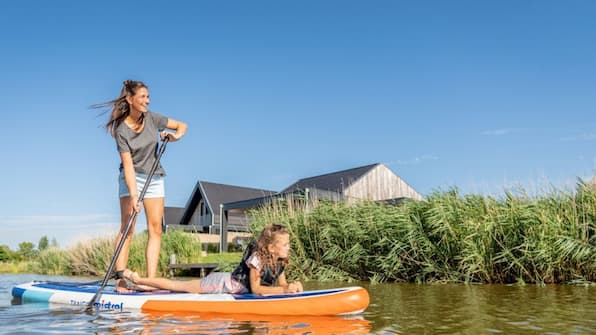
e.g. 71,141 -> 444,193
115,278 -> 133,293
122,269 -> 140,283
122,269 -> 158,291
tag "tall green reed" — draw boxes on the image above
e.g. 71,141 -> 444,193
248,182 -> 595,284
33,230 -> 204,277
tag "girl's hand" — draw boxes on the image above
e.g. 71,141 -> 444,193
285,281 -> 303,293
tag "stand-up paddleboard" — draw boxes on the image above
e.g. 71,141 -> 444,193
12,281 -> 369,316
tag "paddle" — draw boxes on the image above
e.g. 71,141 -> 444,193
86,136 -> 170,312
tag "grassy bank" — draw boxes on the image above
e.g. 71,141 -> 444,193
249,182 -> 595,284
0,261 -> 31,273
23,230 -> 241,277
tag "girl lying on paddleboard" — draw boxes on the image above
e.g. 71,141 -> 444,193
122,224 -> 304,295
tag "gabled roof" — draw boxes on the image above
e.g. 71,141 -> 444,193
179,181 -> 276,225
281,163 -> 380,194
200,181 -> 277,210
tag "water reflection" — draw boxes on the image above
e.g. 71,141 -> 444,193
9,301 -> 371,334
134,311 -> 371,335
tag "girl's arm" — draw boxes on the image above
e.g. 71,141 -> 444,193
163,118 -> 187,142
249,268 -> 303,295
120,152 -> 140,212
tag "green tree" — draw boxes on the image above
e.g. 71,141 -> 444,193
0,245 -> 13,262
51,238 -> 59,248
17,241 -> 37,260
38,236 -> 49,251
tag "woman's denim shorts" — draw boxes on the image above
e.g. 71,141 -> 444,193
118,171 -> 165,199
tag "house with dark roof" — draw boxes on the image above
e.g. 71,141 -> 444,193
165,181 -> 276,233
165,163 -> 422,250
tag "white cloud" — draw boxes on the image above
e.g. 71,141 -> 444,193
0,214 -> 121,249
558,133 -> 596,142
481,128 -> 524,136
1,214 -> 117,229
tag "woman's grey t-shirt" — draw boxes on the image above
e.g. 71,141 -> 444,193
115,111 -> 168,175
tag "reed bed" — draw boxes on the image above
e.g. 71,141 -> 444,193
0,261 -> 31,274
32,230 -> 205,277
249,182 -> 595,284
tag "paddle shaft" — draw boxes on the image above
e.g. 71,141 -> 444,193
86,137 -> 169,311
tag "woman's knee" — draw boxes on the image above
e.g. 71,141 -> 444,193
119,227 -> 136,238
147,226 -> 162,238
119,217 -> 137,233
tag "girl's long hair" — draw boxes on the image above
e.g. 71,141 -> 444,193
91,80 -> 147,137
255,224 -> 290,275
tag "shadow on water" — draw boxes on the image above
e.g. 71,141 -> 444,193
3,274 -> 595,334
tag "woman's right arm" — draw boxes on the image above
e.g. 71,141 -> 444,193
120,151 -> 140,212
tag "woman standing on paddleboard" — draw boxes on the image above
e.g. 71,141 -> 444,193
95,80 -> 187,292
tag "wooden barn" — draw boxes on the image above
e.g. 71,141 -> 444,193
281,163 -> 422,202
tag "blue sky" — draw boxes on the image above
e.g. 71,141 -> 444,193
1,1 -> 595,249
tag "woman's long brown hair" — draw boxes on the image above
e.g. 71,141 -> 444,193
91,80 -> 147,137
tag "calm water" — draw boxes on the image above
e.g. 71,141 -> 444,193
1,273 -> 594,334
